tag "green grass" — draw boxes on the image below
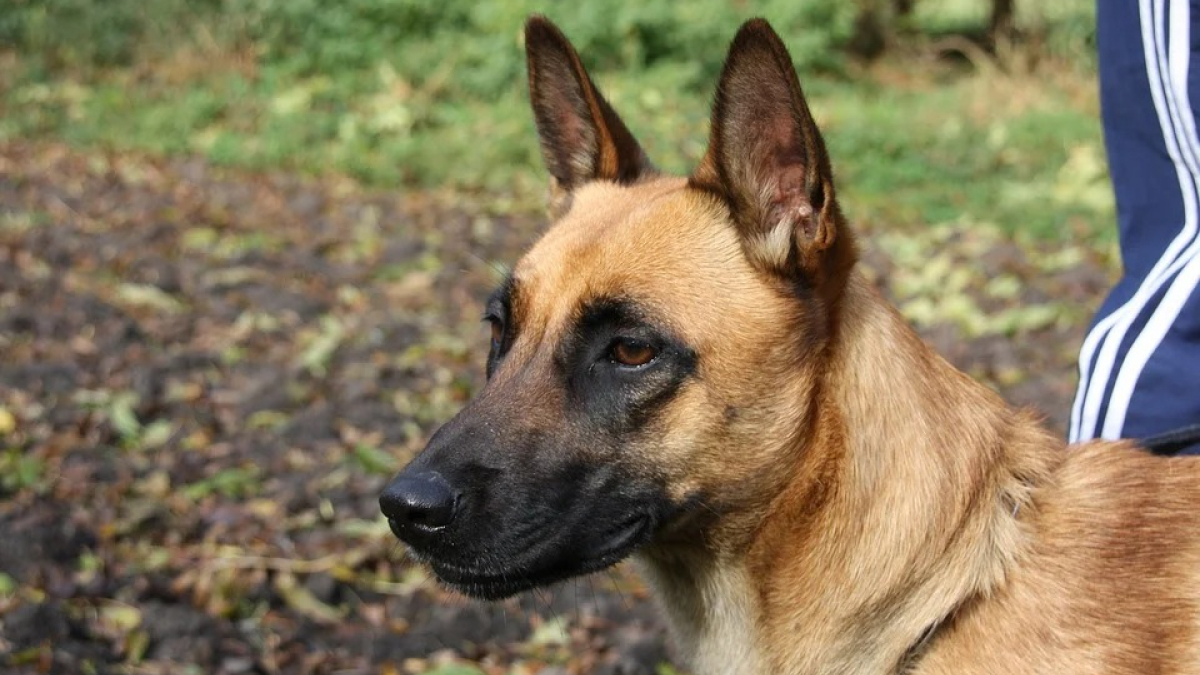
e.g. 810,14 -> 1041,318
817,70 -> 1109,238
0,0 -> 1110,241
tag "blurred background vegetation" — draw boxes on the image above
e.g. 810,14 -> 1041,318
1,0 -> 1109,240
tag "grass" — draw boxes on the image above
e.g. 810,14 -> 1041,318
0,0 -> 1111,241
817,62 -> 1108,238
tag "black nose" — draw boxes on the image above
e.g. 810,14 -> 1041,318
379,472 -> 458,533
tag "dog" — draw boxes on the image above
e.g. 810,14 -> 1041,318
380,16 -> 1200,675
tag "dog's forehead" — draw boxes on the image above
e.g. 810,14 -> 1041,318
511,178 -> 775,335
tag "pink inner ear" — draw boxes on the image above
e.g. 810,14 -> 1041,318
555,103 -> 588,152
768,164 -> 816,239
535,72 -> 599,182
756,115 -> 815,237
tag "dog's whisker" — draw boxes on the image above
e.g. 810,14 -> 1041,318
534,585 -> 555,622
464,250 -> 510,280
606,568 -> 632,613
571,577 -> 581,632
587,573 -> 600,616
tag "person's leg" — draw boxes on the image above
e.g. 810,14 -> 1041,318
1071,0 -> 1200,452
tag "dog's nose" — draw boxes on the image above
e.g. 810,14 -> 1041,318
379,472 -> 458,533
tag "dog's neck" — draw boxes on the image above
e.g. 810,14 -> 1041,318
640,273 -> 1062,675
635,550 -> 766,675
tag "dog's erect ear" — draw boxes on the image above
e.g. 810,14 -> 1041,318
525,16 -> 652,199
691,19 -> 847,280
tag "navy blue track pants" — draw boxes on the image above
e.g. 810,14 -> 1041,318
1071,0 -> 1200,449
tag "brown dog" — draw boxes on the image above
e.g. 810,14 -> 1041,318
380,16 -> 1200,675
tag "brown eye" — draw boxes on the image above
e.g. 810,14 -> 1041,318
611,339 -> 657,367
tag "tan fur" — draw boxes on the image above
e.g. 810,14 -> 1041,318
501,175 -> 1200,674
502,16 -> 1200,675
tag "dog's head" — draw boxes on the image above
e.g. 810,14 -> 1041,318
380,16 -> 856,599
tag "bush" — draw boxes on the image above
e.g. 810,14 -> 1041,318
254,0 -> 859,92
0,0 -> 226,70
2,0 -> 861,85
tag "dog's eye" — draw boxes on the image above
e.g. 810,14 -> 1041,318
484,315 -> 503,350
610,338 -> 658,368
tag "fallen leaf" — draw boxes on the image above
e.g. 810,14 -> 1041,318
273,572 -> 343,624
0,407 -> 15,435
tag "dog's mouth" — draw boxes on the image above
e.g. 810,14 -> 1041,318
427,513 -> 653,600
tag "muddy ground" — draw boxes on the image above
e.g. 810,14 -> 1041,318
0,141 -> 1116,674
